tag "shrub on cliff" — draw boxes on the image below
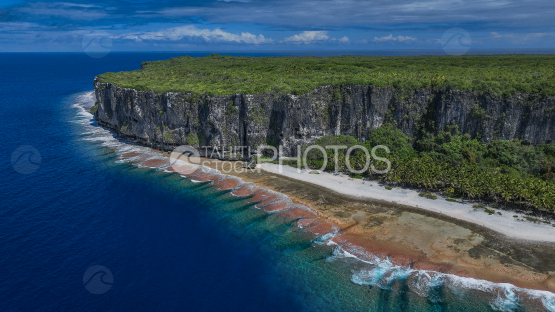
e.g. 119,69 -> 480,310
366,125 -> 416,159
96,54 -> 555,97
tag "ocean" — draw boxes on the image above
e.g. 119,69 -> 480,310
1,52 -> 554,312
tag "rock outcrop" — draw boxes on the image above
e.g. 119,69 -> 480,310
93,78 -> 555,156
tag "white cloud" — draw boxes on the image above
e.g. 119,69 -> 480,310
283,31 -> 329,44
490,32 -> 514,39
0,22 -> 43,30
18,3 -> 108,21
57,3 -> 102,9
282,31 -> 349,44
489,31 -> 555,44
118,25 -> 272,44
373,34 -> 417,43
426,38 -> 442,45
338,36 -> 349,43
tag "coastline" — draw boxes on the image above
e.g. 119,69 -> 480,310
258,163 -> 555,243
180,157 -> 555,293
81,88 -> 555,296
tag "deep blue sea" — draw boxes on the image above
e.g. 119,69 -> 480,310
1,52 -> 555,312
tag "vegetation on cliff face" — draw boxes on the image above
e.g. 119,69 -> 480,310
95,54 -> 555,212
294,126 -> 555,212
96,54 -> 555,96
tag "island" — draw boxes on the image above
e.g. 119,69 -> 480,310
92,54 -> 555,295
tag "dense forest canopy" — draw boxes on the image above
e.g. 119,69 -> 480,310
282,126 -> 555,213
97,54 -> 555,213
97,54 -> 555,96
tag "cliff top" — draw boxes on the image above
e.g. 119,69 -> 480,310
96,54 -> 555,96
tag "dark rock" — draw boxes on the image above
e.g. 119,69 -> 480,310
93,77 -> 555,156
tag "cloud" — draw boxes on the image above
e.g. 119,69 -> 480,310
143,0 -> 555,32
490,32 -> 514,39
119,25 -> 272,44
17,2 -> 108,21
283,31 -> 329,44
0,21 -> 42,30
282,31 -> 348,44
373,34 -> 416,43
3,0 -> 555,33
337,36 -> 349,43
489,31 -> 555,44
2,0 -> 555,51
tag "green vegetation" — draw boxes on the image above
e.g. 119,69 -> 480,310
258,155 -> 274,161
309,170 -> 320,174
445,198 -> 458,202
299,124 -> 555,213
186,132 -> 200,147
100,54 -> 555,214
90,102 -> 99,114
378,126 -> 555,212
385,186 -> 393,190
524,216 -> 543,223
419,192 -> 437,200
484,208 -> 496,215
279,159 -> 299,168
97,54 -> 555,96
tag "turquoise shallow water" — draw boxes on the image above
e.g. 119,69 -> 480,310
73,90 -> 555,312
2,52 -> 554,311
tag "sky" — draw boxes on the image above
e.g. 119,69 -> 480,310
0,0 -> 554,52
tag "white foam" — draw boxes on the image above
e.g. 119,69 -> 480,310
71,92 -> 555,311
529,291 -> 555,312
541,295 -> 555,312
254,193 -> 292,209
327,244 -> 555,310
490,285 -> 520,312
229,182 -> 259,197
313,229 -> 340,244
408,271 -> 443,298
350,258 -> 404,290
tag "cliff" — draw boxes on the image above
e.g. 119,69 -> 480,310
93,78 -> 555,156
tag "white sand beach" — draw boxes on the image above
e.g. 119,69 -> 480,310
259,163 -> 555,243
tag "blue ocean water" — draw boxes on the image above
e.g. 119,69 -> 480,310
2,52 -> 555,312
0,52 -> 306,311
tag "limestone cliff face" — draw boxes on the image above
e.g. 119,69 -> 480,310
93,77 -> 555,156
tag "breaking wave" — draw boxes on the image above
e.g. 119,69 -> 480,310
73,91 -> 555,312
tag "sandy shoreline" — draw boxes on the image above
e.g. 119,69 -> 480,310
183,158 -> 555,293
84,134 -> 555,294
77,90 -> 555,299
110,147 -> 555,293
259,163 -> 555,243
